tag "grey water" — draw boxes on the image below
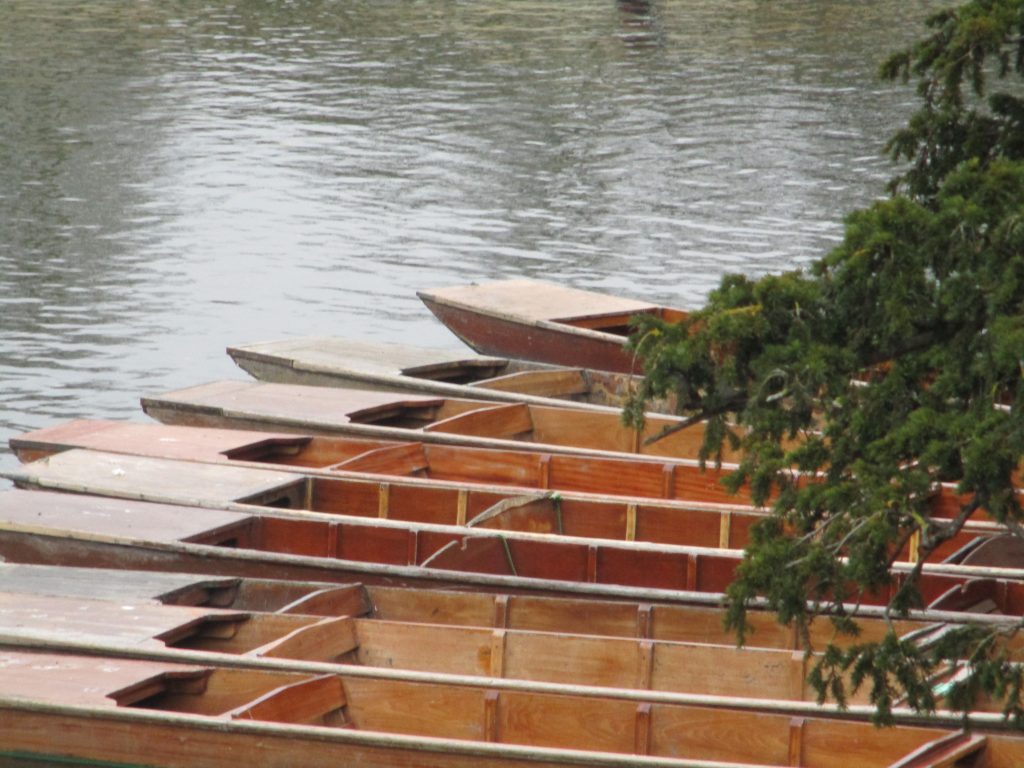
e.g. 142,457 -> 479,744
1,0 -> 943,478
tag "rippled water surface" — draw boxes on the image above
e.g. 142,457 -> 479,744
1,0 -> 943,475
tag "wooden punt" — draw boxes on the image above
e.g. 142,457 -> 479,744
417,279 -> 689,374
8,420 -> 1000,560
227,337 -> 672,412
2,475 -> 1023,616
1,646 -> 1016,768
140,379 -> 732,461
12,419 -> 752,507
0,470 -> 776,597
2,583 -> 1021,764
3,422 -> 786,557
0,576 -> 888,706
2,563 -> 1011,655
2,436 -> 1005,584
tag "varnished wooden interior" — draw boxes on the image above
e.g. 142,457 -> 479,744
13,421 -> 993,528
14,563 -> 998,657
9,487 -> 1023,614
171,611 -> 846,702
216,430 -> 992,525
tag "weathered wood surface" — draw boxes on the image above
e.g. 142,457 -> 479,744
141,379 -> 727,460
3,440 -> 303,509
0,562 -> 374,619
0,482 -> 256,541
228,337 -> 662,411
2,482 -> 1024,617
418,279 -> 689,374
0,562 -> 245,605
6,425 -> 1003,564
3,648 -> 1024,767
0,650 -> 212,708
0,591 -> 252,650
421,280 -> 673,325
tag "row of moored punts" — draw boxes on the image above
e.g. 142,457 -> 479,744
2,279 -> 1023,766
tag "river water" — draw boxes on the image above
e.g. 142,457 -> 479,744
0,0 -> 942,477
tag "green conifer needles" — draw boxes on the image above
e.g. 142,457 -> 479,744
625,0 -> 1024,723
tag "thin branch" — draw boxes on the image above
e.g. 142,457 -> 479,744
641,393 -> 748,446
885,498 -> 982,619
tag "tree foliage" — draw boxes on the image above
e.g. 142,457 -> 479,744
625,0 -> 1024,724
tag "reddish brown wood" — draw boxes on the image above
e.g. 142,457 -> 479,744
417,279 -> 688,374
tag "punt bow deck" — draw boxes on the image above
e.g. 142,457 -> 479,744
227,337 -> 672,411
417,279 -> 689,374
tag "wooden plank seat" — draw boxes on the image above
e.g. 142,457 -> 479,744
226,674 -> 349,726
422,403 -> 536,440
469,368 -> 591,398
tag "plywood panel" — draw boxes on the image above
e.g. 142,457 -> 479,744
341,677 -> 486,741
498,692 -> 637,754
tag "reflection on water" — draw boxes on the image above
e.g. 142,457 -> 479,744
0,0 -> 941,475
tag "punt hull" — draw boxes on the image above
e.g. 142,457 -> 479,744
139,379 -> 728,461
419,295 -> 642,374
228,337 -> 667,412
418,279 -> 690,374
0,588 -> 827,703
0,698 -> 739,768
1,485 -> 1022,617
3,563 -> 994,654
7,421 -> 998,564
0,648 -> 1017,768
